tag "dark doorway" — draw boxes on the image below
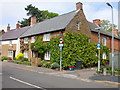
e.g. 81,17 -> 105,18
13,50 -> 16,58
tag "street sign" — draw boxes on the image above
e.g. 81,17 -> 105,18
59,44 -> 63,47
97,43 -> 101,49
60,47 -> 62,51
60,38 -> 63,44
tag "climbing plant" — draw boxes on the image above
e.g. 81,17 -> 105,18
31,32 -> 110,68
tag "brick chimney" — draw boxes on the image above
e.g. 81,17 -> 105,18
114,29 -> 118,36
93,19 -> 101,26
30,16 -> 36,26
7,24 -> 10,31
16,21 -> 20,29
76,2 -> 83,10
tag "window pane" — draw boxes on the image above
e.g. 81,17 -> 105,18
24,38 -> 28,43
43,34 -> 50,41
8,50 -> 12,57
44,51 -> 50,60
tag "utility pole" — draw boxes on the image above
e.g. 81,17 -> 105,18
106,2 -> 114,76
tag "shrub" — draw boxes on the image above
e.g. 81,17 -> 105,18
18,56 -> 24,62
42,61 -> 51,68
1,56 -> 8,61
37,60 -> 44,67
22,61 -> 31,65
24,58 -> 28,61
13,57 -> 16,60
50,62 -> 60,69
96,65 -> 120,74
14,60 -> 21,64
16,53 -> 24,60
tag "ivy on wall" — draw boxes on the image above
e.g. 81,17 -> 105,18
31,32 -> 110,68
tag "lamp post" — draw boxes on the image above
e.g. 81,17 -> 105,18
106,2 -> 114,76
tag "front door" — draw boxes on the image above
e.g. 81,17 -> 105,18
13,50 -> 16,58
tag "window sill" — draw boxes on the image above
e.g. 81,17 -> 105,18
43,40 -> 50,42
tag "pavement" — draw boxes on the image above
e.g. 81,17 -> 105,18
1,61 -> 120,86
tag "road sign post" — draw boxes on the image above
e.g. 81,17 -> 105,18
97,43 -> 101,73
59,32 -> 63,71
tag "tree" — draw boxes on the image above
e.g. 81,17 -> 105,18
100,20 -> 117,32
20,4 -> 59,27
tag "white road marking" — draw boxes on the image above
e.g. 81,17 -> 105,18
9,76 -> 46,89
61,74 -> 77,78
38,72 -> 44,74
0,73 -> 2,75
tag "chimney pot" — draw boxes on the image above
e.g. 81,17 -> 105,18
114,29 -> 118,36
93,19 -> 101,26
7,24 -> 10,31
76,2 -> 83,10
16,21 -> 20,29
30,16 -> 36,26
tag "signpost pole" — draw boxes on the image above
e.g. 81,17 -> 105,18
98,30 -> 100,73
60,52 -> 62,71
59,31 -> 63,71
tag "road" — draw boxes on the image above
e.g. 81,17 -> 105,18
1,62 -> 118,89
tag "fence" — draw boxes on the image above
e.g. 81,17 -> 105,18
109,53 -> 120,70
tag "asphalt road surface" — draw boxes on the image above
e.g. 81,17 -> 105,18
1,62 -> 118,89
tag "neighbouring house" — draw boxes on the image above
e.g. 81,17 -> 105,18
0,23 -> 31,59
89,20 -> 120,53
19,2 -> 120,65
0,29 -> 5,55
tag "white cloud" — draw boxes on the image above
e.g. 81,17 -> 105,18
84,3 -> 118,28
0,1 -> 118,31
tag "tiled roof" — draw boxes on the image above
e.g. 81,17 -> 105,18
1,26 -> 30,41
20,10 -> 79,38
89,22 -> 120,40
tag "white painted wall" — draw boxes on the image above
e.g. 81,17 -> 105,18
16,38 -> 20,57
2,40 -> 18,45
1,39 -> 20,57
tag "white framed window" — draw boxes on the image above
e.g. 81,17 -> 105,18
24,38 -> 28,43
24,50 -> 28,58
102,52 -> 107,59
76,21 -> 81,30
31,36 -> 35,43
43,34 -> 50,41
9,40 -> 12,46
44,51 -> 50,60
102,37 -> 106,46
8,50 -> 12,57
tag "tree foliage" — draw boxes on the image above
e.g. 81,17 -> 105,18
101,20 -> 117,32
20,4 -> 59,27
31,32 -> 110,69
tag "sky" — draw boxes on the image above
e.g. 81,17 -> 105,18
0,0 -> 119,31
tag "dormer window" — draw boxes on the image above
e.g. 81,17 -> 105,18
76,21 -> 81,30
43,34 -> 50,41
24,38 -> 28,43
9,40 -> 12,46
